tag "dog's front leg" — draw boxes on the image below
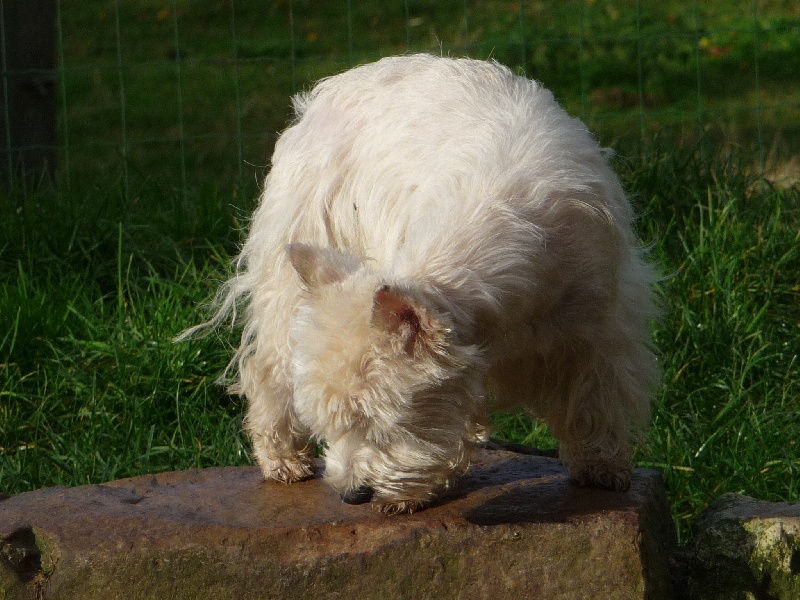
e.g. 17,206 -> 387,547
243,375 -> 314,484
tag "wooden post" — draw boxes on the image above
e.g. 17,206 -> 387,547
0,0 -> 57,183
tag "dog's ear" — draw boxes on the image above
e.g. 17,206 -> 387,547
371,285 -> 425,354
286,243 -> 360,288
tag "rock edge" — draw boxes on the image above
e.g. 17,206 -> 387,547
1,446 -> 675,600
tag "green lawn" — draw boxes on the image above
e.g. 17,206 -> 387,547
56,0 -> 800,187
2,1 -> 799,543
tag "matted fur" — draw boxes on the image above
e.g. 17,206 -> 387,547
180,54 -> 659,513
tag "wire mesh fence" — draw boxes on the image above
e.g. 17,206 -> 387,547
2,0 -> 799,193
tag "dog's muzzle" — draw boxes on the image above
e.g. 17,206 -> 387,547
341,484 -> 373,505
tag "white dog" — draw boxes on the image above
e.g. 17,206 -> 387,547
181,54 -> 659,513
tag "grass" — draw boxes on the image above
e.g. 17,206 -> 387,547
2,149 -> 798,542
55,0 -> 800,188
641,156 -> 799,536
0,182 -> 252,491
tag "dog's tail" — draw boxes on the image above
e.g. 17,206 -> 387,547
172,259 -> 247,344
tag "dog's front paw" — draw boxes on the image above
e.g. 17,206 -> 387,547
261,455 -> 315,484
569,463 -> 631,492
374,499 -> 425,515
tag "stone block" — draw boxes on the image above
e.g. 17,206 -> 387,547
0,445 -> 675,599
685,493 -> 800,600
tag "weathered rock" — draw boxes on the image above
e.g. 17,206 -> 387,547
0,446 -> 675,599
685,493 -> 800,600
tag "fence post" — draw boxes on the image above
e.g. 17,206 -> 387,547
0,0 -> 57,183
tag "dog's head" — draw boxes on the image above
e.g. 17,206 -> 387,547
286,243 -> 485,512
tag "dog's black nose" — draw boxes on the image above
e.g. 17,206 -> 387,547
341,485 -> 373,505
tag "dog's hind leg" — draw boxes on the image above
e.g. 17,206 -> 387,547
544,330 -> 654,492
491,322 -> 652,492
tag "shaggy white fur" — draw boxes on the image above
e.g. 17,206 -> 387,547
180,54 -> 660,514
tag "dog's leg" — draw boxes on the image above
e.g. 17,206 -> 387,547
546,337 -> 653,492
242,365 -> 314,484
554,255 -> 657,491
492,332 -> 650,492
556,401 -> 633,493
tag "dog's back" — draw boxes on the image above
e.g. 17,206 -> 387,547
254,55 -> 642,337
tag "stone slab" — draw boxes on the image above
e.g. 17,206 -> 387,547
0,446 -> 676,599
683,493 -> 800,600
